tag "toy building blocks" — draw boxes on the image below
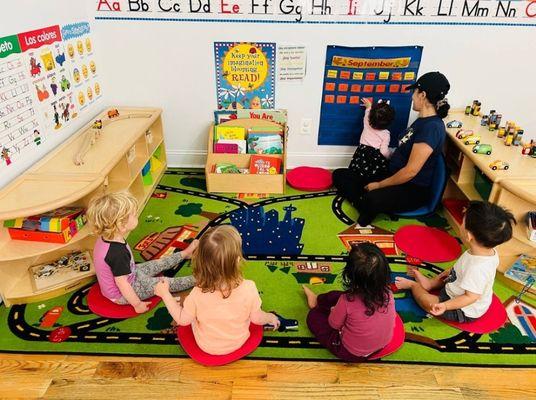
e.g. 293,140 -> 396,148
464,135 -> 481,145
489,160 -> 509,171
472,143 -> 492,155
447,120 -> 463,128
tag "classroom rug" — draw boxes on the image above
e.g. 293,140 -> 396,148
1,169 -> 535,367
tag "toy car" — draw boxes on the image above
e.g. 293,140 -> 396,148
107,109 -> 120,119
456,129 -> 474,139
472,143 -> 492,155
447,120 -> 463,128
489,160 -> 509,171
464,135 -> 481,145
92,119 -> 102,129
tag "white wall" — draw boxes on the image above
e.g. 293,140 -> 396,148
0,1 -> 107,188
2,0 -> 535,180
93,19 -> 535,168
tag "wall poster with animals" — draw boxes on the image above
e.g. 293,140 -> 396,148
214,42 -> 275,110
0,21 -> 101,172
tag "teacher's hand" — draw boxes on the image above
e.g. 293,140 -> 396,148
365,182 -> 381,191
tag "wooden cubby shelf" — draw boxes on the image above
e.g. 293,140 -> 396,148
0,107 -> 167,306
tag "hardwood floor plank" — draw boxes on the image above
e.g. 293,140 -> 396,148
42,378 -> 233,400
379,386 -> 465,400
0,375 -> 52,399
179,359 -> 267,383
265,362 -> 342,383
94,361 -> 182,380
0,359 -> 97,378
231,382 -> 380,399
338,364 -> 439,387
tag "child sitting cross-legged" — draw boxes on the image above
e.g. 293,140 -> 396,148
154,225 -> 280,355
87,191 -> 197,313
396,201 -> 515,322
303,242 -> 396,362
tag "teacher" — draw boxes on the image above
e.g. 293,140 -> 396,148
333,71 -> 451,226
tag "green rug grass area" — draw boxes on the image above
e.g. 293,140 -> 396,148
1,169 -> 534,366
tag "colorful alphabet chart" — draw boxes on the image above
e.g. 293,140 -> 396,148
0,21 -> 101,172
0,34 -> 43,168
214,42 -> 275,110
318,46 -> 422,146
19,25 -> 79,133
62,22 -> 102,112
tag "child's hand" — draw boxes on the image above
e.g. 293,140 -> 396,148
181,239 -> 199,260
134,301 -> 151,314
430,302 -> 447,316
154,278 -> 170,298
267,313 -> 281,331
361,98 -> 372,109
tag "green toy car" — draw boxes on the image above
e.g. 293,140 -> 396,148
472,143 -> 492,155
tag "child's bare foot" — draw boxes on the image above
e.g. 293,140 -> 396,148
395,276 -> 416,290
412,268 -> 433,290
406,266 -> 418,277
302,285 -> 318,309
181,239 -> 199,259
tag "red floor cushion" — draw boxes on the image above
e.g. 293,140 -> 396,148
177,323 -> 263,366
394,225 -> 461,263
87,283 -> 161,318
437,294 -> 507,334
368,313 -> 405,360
287,166 -> 332,191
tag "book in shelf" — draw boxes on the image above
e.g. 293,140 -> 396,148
504,254 -> 536,295
249,155 -> 282,175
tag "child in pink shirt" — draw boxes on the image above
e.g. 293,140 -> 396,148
348,98 -> 395,181
304,242 -> 395,362
155,225 -> 280,355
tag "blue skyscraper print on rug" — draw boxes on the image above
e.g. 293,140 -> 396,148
229,205 -> 304,255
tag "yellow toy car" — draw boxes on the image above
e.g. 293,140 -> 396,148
464,135 -> 481,145
456,129 -> 474,139
489,160 -> 509,171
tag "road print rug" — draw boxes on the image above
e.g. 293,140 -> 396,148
1,169 -> 535,366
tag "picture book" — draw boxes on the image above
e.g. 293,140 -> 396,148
249,155 -> 282,174
504,254 -> 536,294
216,139 -> 247,154
214,125 -> 246,140
237,109 -> 287,125
214,110 -> 237,124
248,125 -> 284,134
247,134 -> 283,154
214,143 -> 239,154
29,250 -> 93,292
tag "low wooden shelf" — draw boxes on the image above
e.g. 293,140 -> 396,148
443,110 -> 536,272
205,118 -> 288,194
0,107 -> 167,306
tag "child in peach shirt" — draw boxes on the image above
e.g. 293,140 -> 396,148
155,225 -> 279,355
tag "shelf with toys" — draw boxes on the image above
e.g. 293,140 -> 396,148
205,112 -> 288,194
0,107 -> 167,306
443,108 -> 536,272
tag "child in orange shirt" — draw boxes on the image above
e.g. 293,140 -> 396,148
155,225 -> 280,355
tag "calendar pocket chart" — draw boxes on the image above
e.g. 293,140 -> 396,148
318,46 -> 423,146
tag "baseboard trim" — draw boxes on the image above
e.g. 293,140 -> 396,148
166,150 -> 353,169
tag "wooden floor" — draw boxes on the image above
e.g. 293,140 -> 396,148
0,354 -> 534,399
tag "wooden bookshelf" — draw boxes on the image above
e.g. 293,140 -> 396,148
0,107 -> 167,306
443,110 -> 536,272
205,118 -> 288,194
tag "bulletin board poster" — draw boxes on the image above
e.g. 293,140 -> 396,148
61,22 -> 102,113
0,34 -> 44,168
214,42 -> 275,110
18,25 -> 79,133
318,46 -> 423,146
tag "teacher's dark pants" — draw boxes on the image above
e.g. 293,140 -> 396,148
332,168 -> 430,226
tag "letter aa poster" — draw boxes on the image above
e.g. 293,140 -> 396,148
318,46 -> 423,146
214,42 -> 275,110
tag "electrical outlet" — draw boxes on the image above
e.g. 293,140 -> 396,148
300,118 -> 312,135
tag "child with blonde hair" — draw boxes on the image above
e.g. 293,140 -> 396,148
155,225 -> 280,355
87,191 -> 196,313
